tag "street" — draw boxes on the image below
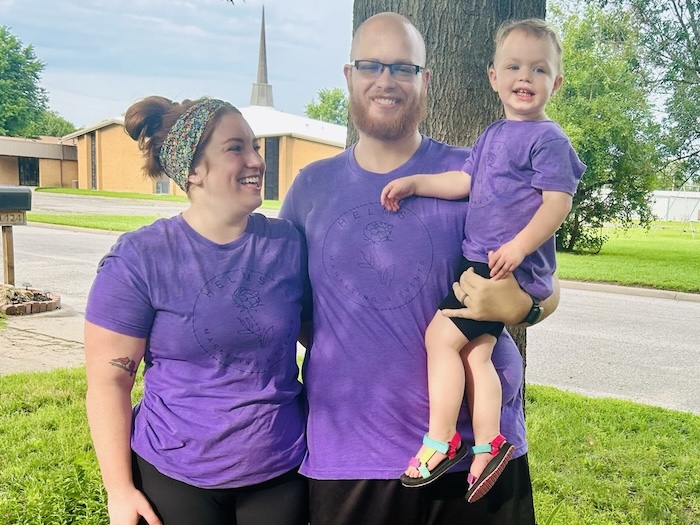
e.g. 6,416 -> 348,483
3,191 -> 699,414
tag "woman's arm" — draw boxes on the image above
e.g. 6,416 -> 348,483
439,267 -> 560,326
84,321 -> 162,525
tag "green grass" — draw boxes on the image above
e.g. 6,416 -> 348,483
35,187 -> 282,210
1,368 -> 698,524
27,213 -> 160,232
0,368 -> 143,524
36,186 -> 187,202
557,222 -> 700,293
527,385 -> 700,524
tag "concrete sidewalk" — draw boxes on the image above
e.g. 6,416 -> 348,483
1,280 -> 698,376
1,305 -> 85,375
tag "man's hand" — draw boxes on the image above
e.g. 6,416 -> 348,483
440,267 -> 531,325
380,177 -> 416,212
488,242 -> 526,280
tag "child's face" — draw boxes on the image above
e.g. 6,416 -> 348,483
488,29 -> 563,121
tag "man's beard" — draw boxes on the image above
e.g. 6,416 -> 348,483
349,89 -> 428,141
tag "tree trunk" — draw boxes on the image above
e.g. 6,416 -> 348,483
350,0 -> 546,375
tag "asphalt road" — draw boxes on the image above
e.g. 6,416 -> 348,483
4,191 -> 700,414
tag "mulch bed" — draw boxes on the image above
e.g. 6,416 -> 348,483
0,284 -> 61,315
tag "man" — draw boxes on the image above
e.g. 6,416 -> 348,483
280,12 -> 558,525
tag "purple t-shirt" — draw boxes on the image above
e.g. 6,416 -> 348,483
85,213 -> 308,489
463,119 -> 586,299
280,136 -> 527,480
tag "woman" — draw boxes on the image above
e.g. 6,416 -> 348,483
84,96 -> 309,525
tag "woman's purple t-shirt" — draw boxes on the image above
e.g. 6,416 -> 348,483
85,213 -> 308,489
463,119 -> 586,299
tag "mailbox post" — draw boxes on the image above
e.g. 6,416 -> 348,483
0,186 -> 32,286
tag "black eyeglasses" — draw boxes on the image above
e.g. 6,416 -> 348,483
349,60 -> 425,81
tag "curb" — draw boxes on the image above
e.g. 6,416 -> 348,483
560,280 -> 700,303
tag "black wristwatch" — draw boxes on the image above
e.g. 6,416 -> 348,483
522,296 -> 544,326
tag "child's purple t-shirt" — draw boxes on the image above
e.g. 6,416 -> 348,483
280,136 -> 528,480
85,213 -> 308,489
462,119 -> 586,299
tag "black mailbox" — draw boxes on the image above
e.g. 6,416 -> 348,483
0,186 -> 32,211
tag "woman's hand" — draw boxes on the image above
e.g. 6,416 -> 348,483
107,487 -> 162,525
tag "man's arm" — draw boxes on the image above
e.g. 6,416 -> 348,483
440,267 -> 560,326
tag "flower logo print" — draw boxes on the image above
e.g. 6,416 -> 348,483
232,287 -> 261,312
363,221 -> 393,244
232,287 -> 273,348
358,221 -> 396,285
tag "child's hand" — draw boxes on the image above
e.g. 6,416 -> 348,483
380,177 -> 416,212
488,241 -> 526,280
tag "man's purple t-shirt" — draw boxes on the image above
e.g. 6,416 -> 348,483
85,213 -> 308,489
280,136 -> 527,480
463,119 -> 586,299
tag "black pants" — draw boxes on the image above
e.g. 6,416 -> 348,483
439,258 -> 504,340
133,453 -> 309,525
308,454 -> 535,525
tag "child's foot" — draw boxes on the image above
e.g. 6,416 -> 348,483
465,434 -> 515,503
400,433 -> 468,488
403,442 -> 448,479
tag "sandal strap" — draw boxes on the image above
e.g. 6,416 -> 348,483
422,432 -> 462,459
422,433 -> 449,454
472,434 -> 507,456
406,432 -> 464,480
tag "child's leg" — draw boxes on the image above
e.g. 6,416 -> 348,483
462,334 -> 500,480
404,311 -> 469,479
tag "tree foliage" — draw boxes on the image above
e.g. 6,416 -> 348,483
548,4 -> 660,252
22,110 -> 77,138
0,26 -> 48,136
589,0 -> 700,187
304,87 -> 348,126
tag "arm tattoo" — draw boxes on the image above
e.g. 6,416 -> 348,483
109,357 -> 137,377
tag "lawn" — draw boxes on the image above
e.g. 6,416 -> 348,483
35,187 -> 282,210
557,222 -> 699,293
1,367 -> 698,524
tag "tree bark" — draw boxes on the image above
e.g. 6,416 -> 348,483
350,0 -> 546,371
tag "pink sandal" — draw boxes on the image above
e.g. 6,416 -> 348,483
465,434 -> 514,503
400,432 -> 468,488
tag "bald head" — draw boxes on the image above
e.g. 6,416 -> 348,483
351,12 -> 426,66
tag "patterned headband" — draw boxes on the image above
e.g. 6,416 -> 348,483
159,98 -> 227,192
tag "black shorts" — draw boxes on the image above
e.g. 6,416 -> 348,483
439,258 -> 504,341
308,454 -> 535,525
132,453 -> 309,525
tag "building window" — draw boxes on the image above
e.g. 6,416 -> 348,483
89,131 -> 97,190
155,178 -> 170,194
264,137 -> 279,200
18,157 -> 39,186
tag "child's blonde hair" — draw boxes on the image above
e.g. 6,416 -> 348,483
494,18 -> 563,74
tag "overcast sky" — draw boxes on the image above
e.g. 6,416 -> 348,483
1,0 -> 354,128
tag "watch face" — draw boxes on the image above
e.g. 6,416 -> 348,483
526,303 -> 543,325
532,305 -> 543,323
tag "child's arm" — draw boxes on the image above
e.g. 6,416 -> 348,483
488,190 -> 573,280
380,170 -> 471,212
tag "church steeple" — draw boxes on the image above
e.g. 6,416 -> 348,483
250,6 -> 274,107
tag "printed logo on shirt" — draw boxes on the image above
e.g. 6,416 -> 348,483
470,140 -> 516,209
322,202 -> 432,310
192,268 -> 298,372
